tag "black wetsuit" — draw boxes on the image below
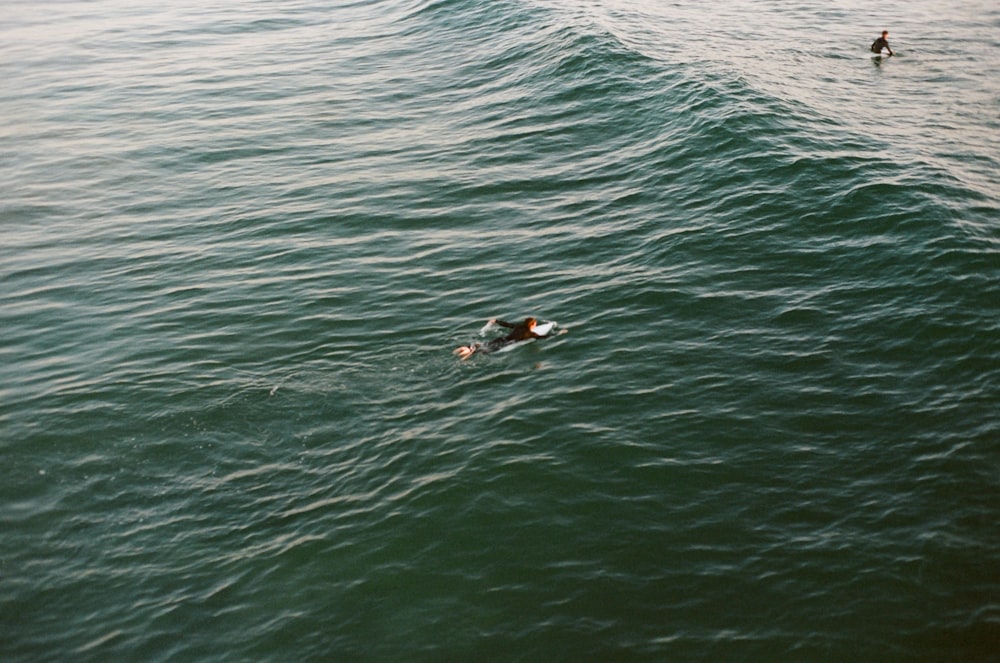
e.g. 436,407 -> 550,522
871,37 -> 891,54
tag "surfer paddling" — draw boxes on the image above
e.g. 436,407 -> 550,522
453,317 -> 562,360
871,30 -> 894,56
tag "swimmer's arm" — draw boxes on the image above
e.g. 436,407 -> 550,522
492,319 -> 515,328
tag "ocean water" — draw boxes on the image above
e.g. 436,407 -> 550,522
2,0 -> 998,660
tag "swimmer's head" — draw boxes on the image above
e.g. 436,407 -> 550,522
524,317 -> 537,329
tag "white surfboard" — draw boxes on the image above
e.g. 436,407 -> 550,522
457,320 -> 559,358
493,321 -> 557,353
479,320 -> 557,336
533,321 -> 556,336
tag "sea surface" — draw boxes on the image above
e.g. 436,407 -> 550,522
2,0 -> 998,660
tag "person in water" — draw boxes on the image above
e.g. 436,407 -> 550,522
453,317 -> 556,360
871,30 -> 894,56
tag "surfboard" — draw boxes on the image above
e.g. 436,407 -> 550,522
533,321 -> 556,336
493,321 -> 557,353
478,320 -> 556,336
456,320 -> 559,359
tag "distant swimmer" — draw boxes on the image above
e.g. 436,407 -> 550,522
871,30 -> 894,56
453,317 -> 563,360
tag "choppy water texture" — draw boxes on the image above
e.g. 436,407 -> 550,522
2,0 -> 999,660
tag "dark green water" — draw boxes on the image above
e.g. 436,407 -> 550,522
2,0 -> 998,660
